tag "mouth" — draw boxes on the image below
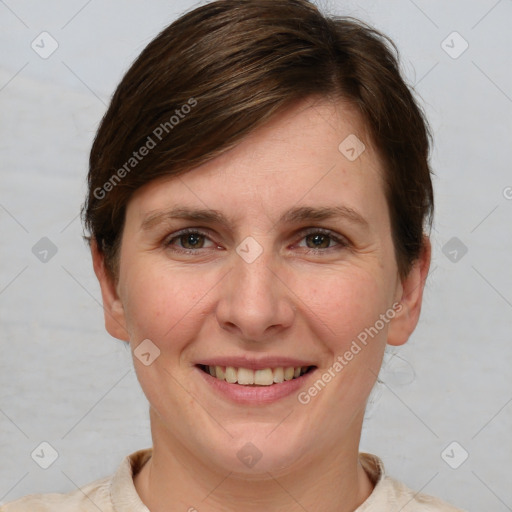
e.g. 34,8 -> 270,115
197,364 -> 316,386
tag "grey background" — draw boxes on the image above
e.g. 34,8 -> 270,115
0,0 -> 511,510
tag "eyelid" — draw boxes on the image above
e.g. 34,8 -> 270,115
164,226 -> 350,253
164,227 -> 217,248
294,227 -> 350,250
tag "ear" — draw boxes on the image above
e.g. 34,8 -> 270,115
387,236 -> 431,347
90,239 -> 130,342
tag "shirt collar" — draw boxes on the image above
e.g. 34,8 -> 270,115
110,447 -> 153,512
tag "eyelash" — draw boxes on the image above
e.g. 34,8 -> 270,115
163,227 -> 349,255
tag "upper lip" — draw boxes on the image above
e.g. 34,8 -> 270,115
195,356 -> 316,371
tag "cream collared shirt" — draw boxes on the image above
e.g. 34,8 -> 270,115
2,448 -> 465,511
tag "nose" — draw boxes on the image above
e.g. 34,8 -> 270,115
215,249 -> 296,343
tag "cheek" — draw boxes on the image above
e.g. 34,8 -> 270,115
297,267 -> 391,345
292,269 -> 391,419
120,259 -> 217,346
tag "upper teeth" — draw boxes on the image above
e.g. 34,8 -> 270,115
206,366 -> 308,386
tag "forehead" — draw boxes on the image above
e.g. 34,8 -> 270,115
127,97 -> 386,227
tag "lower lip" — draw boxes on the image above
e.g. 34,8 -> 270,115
195,366 -> 316,405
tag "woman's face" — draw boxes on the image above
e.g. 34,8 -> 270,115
95,98 -> 428,475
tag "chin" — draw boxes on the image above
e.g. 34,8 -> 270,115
203,422 -> 313,477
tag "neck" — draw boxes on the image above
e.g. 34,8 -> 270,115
134,409 -> 374,512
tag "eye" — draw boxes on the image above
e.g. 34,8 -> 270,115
296,229 -> 348,251
164,229 -> 216,252
163,227 -> 349,255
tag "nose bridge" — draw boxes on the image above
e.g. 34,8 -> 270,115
236,248 -> 274,297
216,244 -> 294,340
232,245 -> 279,309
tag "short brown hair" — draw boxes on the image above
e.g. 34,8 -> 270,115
83,0 -> 433,280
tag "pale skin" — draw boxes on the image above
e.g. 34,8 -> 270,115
92,97 -> 431,512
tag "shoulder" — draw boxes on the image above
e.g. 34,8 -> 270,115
1,448 -> 152,512
377,475 -> 466,511
1,476 -> 112,512
358,453 -> 466,512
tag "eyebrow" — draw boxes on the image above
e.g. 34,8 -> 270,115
140,205 -> 369,231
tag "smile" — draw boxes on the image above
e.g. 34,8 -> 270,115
198,364 -> 315,386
